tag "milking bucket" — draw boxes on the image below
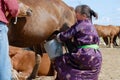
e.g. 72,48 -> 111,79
44,39 -> 63,59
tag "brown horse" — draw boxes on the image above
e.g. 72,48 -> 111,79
9,46 -> 54,80
8,0 -> 76,79
113,26 -> 120,46
94,24 -> 120,48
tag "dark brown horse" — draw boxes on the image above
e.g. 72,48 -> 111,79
8,0 -> 76,79
95,24 -> 120,48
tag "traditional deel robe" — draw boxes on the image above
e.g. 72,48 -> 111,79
54,19 -> 102,80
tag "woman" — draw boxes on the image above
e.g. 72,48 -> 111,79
0,0 -> 19,80
54,5 -> 102,80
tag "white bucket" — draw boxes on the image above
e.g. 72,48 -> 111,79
44,39 -> 63,59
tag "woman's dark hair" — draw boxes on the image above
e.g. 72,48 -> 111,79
75,5 -> 98,21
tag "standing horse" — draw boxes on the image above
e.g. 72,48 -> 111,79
95,24 -> 120,48
8,0 -> 76,79
112,26 -> 120,46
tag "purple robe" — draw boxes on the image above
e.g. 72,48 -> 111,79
54,19 -> 102,80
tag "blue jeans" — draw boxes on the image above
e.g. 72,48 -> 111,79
0,22 -> 12,80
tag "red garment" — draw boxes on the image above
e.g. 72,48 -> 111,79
0,0 -> 19,23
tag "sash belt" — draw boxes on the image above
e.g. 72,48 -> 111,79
78,44 -> 99,49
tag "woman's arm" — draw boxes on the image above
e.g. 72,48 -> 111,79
4,0 -> 19,17
58,24 -> 78,42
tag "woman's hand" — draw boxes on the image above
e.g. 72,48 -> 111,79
59,23 -> 70,32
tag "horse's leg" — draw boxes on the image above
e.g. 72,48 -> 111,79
113,35 -> 118,46
119,37 -> 120,46
110,36 -> 114,48
103,37 -> 109,46
27,44 -> 43,80
107,37 -> 111,48
117,32 -> 120,46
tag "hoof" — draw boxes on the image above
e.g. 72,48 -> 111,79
27,76 -> 35,80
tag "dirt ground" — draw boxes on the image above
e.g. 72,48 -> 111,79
99,48 -> 120,80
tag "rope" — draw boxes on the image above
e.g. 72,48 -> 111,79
14,17 -> 18,24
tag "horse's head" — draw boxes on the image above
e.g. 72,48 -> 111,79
18,0 -> 32,17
